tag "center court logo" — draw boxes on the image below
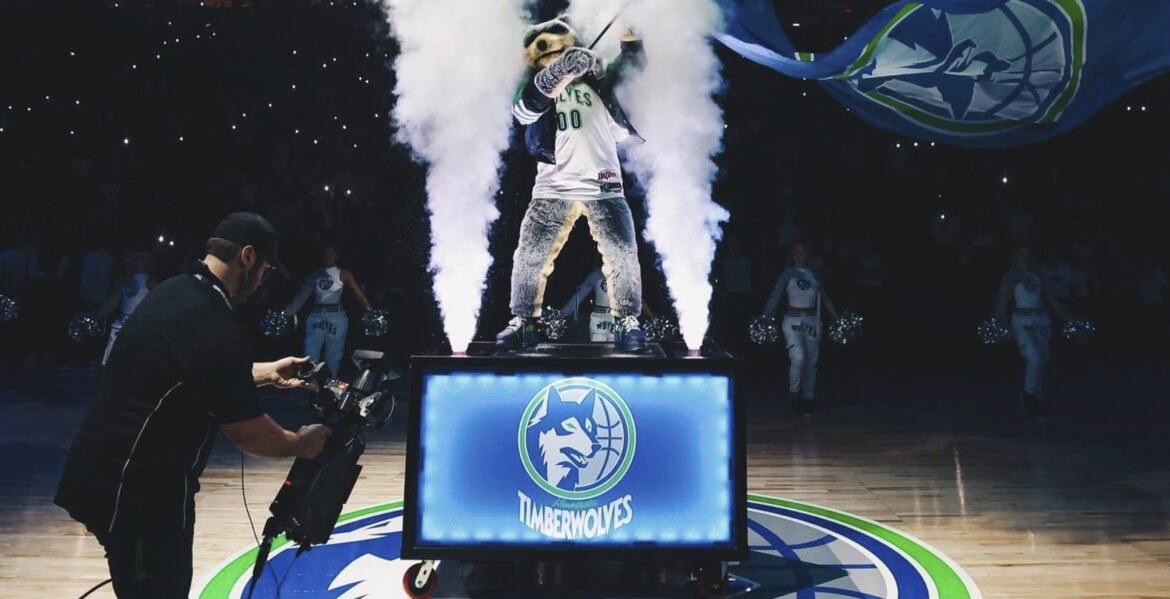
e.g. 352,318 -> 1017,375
194,496 -> 983,599
517,377 -> 637,539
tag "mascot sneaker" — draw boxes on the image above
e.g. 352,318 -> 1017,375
613,315 -> 647,353
496,316 -> 538,351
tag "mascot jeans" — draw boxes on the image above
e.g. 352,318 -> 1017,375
305,310 -> 348,377
511,198 -> 642,319
782,312 -> 821,400
1011,311 -> 1051,395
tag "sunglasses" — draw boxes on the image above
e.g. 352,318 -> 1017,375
524,23 -> 570,48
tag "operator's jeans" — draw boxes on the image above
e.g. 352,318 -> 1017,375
93,525 -> 194,599
305,310 -> 348,377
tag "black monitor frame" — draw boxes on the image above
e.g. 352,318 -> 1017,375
402,355 -> 748,562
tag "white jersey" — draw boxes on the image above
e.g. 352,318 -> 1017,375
763,267 -> 820,317
531,81 -> 629,202
120,274 -> 150,315
1013,272 -> 1044,309
314,267 -> 344,305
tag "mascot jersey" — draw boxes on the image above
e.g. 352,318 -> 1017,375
515,81 -> 630,201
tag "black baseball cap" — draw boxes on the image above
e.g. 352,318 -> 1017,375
210,212 -> 286,276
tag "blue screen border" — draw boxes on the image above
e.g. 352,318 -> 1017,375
402,355 -> 748,562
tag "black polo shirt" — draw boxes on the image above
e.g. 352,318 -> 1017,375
55,261 -> 263,534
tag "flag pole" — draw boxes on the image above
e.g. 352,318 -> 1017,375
587,11 -> 623,50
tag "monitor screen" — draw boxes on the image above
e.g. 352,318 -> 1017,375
404,359 -> 743,558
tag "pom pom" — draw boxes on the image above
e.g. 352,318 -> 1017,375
748,316 -> 779,345
539,309 -> 568,341
829,311 -> 864,345
67,312 -> 105,343
0,295 -> 17,324
643,316 -> 679,343
362,308 -> 390,337
977,317 -> 1012,345
261,309 -> 293,338
1061,318 -> 1096,343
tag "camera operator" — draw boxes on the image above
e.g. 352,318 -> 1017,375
54,213 -> 332,598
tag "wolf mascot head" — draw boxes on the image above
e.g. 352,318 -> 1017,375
523,16 -> 582,69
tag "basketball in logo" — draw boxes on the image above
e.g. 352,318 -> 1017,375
843,0 -> 1084,135
518,377 -> 636,500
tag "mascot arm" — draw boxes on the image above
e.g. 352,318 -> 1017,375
513,77 -> 554,125
534,47 -> 600,98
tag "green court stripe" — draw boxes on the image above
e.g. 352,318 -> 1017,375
197,501 -> 404,598
201,496 -> 977,598
749,494 -> 972,599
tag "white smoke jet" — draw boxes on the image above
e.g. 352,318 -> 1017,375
581,0 -> 729,348
383,0 -> 528,352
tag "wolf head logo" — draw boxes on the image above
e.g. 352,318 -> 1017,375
531,387 -> 601,491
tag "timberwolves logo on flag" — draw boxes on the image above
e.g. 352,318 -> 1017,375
717,0 -> 1170,146
837,0 -> 1084,136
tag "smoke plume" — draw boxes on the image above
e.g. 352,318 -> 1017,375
383,0 -> 528,352
576,0 -> 729,348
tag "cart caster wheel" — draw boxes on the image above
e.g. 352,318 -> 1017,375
403,562 -> 437,599
695,561 -> 729,598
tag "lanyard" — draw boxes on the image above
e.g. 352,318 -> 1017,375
192,268 -> 234,313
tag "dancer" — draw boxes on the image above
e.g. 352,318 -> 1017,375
92,251 -> 155,365
285,245 -> 371,377
761,243 -> 840,419
496,16 -> 648,353
561,255 -> 655,343
993,246 -> 1073,418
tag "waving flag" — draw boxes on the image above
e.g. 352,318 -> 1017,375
716,0 -> 1170,146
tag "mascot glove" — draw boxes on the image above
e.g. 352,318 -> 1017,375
535,47 -> 599,98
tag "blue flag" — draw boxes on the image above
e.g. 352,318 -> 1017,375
716,0 -> 1170,146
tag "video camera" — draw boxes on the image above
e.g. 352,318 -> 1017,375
248,350 -> 396,596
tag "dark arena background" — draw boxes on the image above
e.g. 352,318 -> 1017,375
1,0 -> 1169,597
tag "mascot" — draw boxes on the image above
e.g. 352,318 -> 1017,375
496,15 -> 648,352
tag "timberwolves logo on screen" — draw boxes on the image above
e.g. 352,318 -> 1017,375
516,377 -> 636,539
195,496 -> 982,598
842,0 -> 1085,135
